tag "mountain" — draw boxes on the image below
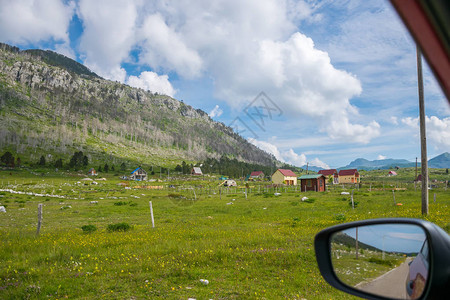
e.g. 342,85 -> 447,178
337,153 -> 449,171
341,158 -> 415,170
428,152 -> 450,168
0,43 -> 277,169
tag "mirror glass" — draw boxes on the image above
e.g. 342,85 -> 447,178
330,224 -> 429,300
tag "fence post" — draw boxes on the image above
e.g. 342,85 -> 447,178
149,201 -> 155,228
36,204 -> 43,236
392,190 -> 396,205
351,190 -> 354,209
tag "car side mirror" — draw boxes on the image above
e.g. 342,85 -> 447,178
315,218 -> 450,300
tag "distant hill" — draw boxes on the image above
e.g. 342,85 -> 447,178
342,158 -> 415,170
332,232 -> 419,256
338,153 -> 449,170
332,232 -> 381,252
428,152 -> 450,168
299,165 -> 322,173
308,153 -> 449,172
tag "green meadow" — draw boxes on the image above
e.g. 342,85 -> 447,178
0,169 -> 449,299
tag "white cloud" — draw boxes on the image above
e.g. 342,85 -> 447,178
54,43 -> 76,60
78,0 -> 139,81
390,116 -> 398,125
248,138 -> 283,161
326,118 -> 381,144
248,138 -> 329,168
137,13 -> 203,78
310,157 -> 330,169
377,155 -> 387,160
127,71 -> 175,97
401,116 -> 450,150
0,0 -> 74,45
427,116 -> 450,150
401,117 -> 418,129
208,105 -> 223,118
282,149 -> 307,166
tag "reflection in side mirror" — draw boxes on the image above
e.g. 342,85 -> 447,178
330,224 -> 428,300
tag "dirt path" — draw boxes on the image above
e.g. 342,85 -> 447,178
355,258 -> 412,299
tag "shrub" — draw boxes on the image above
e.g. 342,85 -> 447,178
81,224 -> 97,233
349,200 -> 359,208
167,193 -> 183,198
303,198 -> 315,203
368,257 -> 397,267
129,202 -> 138,207
334,214 -> 346,221
114,201 -> 128,206
107,222 -> 131,232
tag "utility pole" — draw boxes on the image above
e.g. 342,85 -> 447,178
415,157 -> 418,180
417,45 -> 428,215
306,162 -> 309,174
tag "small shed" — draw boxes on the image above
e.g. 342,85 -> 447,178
388,171 -> 398,176
298,174 -> 326,192
88,168 -> 97,176
191,167 -> 203,175
272,169 -> 297,185
130,167 -> 147,181
249,171 -> 264,180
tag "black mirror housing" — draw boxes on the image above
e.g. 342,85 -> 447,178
315,218 -> 450,300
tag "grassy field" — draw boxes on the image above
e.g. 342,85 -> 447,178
0,169 -> 449,299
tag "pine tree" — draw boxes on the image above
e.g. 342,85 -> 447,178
39,155 -> 46,166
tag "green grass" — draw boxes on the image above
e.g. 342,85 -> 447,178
0,170 -> 449,299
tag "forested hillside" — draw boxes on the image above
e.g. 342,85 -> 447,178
0,43 -> 277,170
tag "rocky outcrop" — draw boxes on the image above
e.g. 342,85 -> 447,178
0,44 -> 209,120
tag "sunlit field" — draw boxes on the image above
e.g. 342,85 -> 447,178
1,169 -> 449,299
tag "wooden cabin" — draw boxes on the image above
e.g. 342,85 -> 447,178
298,174 -> 326,192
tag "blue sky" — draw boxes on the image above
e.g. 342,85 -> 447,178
341,224 -> 426,253
1,0 -> 449,168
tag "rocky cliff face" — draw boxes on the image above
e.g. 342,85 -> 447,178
0,43 -> 275,167
0,43 -> 209,121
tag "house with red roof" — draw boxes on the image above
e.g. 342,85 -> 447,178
338,169 -> 360,184
249,171 -> 264,180
272,169 -> 297,185
318,169 -> 339,184
191,167 -> 203,175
